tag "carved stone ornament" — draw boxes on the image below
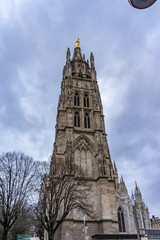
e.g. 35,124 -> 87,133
66,140 -> 72,150
98,143 -> 103,153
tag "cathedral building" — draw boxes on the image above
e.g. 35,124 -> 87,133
49,39 -> 150,240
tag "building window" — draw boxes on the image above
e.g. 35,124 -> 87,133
84,93 -> 89,107
118,207 -> 125,232
74,111 -> 80,127
84,113 -> 90,128
74,92 -> 80,106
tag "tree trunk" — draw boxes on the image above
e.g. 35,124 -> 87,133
48,235 -> 54,240
48,230 -> 55,240
48,237 -> 54,240
2,230 -> 8,240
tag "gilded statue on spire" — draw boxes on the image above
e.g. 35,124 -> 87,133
76,38 -> 80,48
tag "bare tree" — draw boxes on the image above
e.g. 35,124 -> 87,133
0,152 -> 39,240
9,204 -> 36,240
36,162 -> 93,240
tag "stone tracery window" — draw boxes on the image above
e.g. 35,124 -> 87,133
84,93 -> 89,107
84,113 -> 90,128
74,111 -> 80,127
118,207 -> 126,232
74,92 -> 80,106
74,137 -> 93,177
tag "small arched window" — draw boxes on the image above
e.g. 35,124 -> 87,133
74,111 -> 80,127
84,113 -> 90,128
117,207 -> 125,232
84,93 -> 89,107
74,92 -> 80,106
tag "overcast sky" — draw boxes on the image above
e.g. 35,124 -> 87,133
0,0 -> 160,218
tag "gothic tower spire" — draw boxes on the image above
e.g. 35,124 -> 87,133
51,39 -> 119,239
134,181 -> 142,203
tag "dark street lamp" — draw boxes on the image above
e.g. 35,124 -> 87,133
129,0 -> 157,9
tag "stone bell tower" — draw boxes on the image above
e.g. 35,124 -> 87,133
51,39 -> 119,240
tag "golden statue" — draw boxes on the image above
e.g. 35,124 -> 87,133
76,38 -> 80,48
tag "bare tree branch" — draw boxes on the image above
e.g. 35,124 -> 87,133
36,161 -> 94,240
0,152 -> 39,240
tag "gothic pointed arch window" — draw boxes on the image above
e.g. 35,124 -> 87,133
73,136 -> 93,177
84,93 -> 89,107
74,92 -> 80,106
84,113 -> 90,128
74,111 -> 80,127
117,207 -> 126,232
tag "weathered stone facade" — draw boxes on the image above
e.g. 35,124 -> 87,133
49,40 -> 150,239
151,216 -> 160,228
115,176 -> 151,234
